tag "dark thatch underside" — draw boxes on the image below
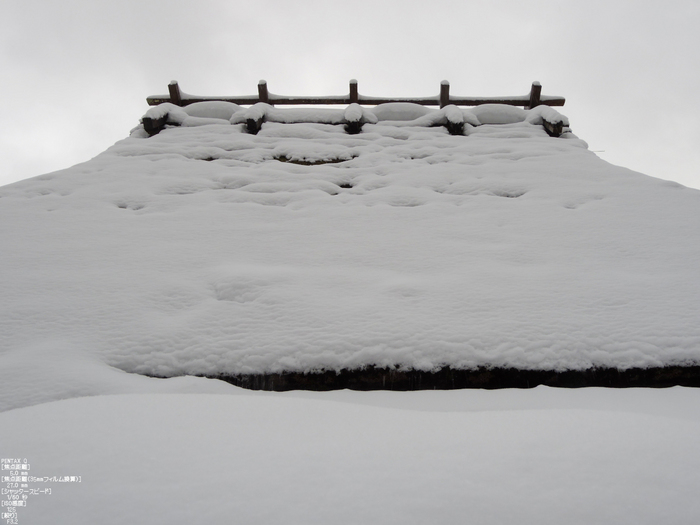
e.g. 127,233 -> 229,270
194,366 -> 700,392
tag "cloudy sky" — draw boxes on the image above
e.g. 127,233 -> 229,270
2,0 -> 699,189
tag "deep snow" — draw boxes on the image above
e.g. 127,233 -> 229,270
3,387 -> 700,525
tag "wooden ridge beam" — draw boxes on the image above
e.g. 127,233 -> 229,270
147,80 -> 566,108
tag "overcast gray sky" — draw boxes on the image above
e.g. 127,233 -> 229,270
2,0 -> 699,189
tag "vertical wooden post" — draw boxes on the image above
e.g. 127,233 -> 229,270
349,79 -> 359,104
258,80 -> 269,104
168,80 -> 182,106
440,80 -> 450,108
528,81 -> 542,109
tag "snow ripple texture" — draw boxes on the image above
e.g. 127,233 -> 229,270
1,120 -> 699,377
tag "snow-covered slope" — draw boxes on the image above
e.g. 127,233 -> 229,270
1,107 -> 699,390
3,387 -> 700,525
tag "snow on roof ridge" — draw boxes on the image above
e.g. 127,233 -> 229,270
141,100 -> 570,137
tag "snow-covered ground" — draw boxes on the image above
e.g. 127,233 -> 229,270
3,384 -> 700,524
2,104 -> 700,523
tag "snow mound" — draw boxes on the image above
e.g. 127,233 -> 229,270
1,116 -> 699,391
183,100 -> 242,120
142,102 -> 567,133
471,103 -> 527,124
3,389 -> 700,524
371,102 -> 435,121
0,340 -> 239,412
231,103 -> 350,125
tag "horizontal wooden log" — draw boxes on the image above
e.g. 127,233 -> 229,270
147,93 -> 565,107
543,119 -> 564,137
344,120 -> 363,134
343,103 -> 364,134
445,121 -> 464,135
246,117 -> 264,135
142,114 -> 168,136
443,105 -> 465,135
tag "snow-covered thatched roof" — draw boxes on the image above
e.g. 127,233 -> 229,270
3,100 -> 700,525
1,102 -> 700,403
